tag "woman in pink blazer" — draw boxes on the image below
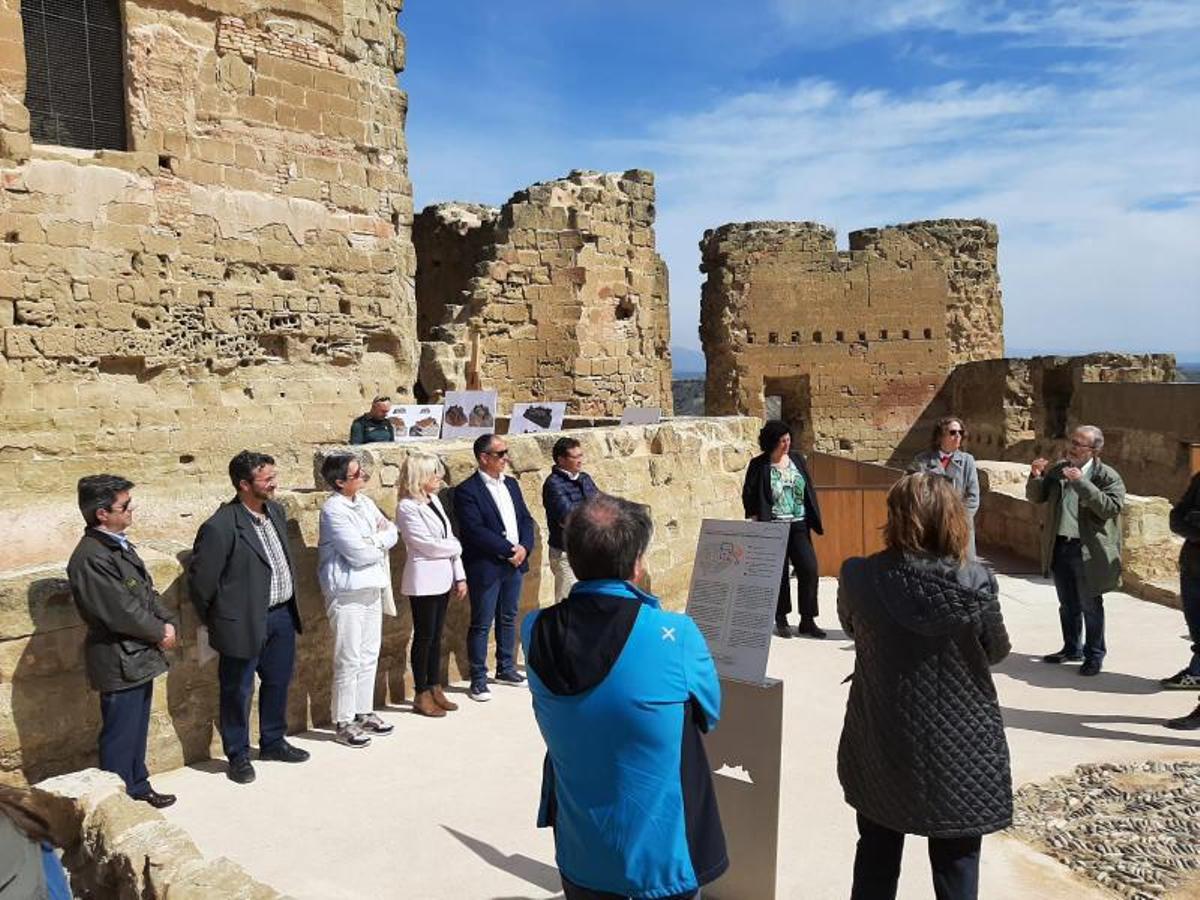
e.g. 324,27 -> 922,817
396,452 -> 467,717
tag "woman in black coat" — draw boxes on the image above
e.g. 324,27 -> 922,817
741,420 -> 825,638
837,473 -> 1011,900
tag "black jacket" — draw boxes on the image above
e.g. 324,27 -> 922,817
188,500 -> 303,660
541,469 -> 599,551
67,529 -> 174,693
1170,472 -> 1200,578
837,550 -> 1012,838
741,451 -> 824,534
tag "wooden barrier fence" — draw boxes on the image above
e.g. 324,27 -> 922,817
808,452 -> 903,576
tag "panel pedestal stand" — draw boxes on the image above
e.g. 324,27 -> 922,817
702,676 -> 783,900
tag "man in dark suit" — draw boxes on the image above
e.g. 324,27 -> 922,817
454,433 -> 536,702
67,475 -> 178,808
189,451 -> 309,784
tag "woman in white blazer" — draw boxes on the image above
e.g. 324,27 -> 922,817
908,415 -> 981,558
317,452 -> 399,748
396,452 -> 467,718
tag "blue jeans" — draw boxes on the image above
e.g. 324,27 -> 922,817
99,680 -> 153,796
467,567 -> 523,689
1051,539 -> 1106,665
218,604 -> 296,760
1182,572 -> 1200,675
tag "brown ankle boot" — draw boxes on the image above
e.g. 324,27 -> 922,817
431,685 -> 458,712
413,690 -> 446,718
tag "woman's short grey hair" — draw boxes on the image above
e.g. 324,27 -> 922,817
399,452 -> 445,500
565,494 -> 653,582
1076,425 -> 1104,451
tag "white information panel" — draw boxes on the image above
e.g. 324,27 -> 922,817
387,404 -> 444,440
441,390 -> 498,440
509,401 -> 567,435
685,519 -> 790,684
619,406 -> 661,426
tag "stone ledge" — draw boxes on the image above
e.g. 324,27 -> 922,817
34,768 -> 287,899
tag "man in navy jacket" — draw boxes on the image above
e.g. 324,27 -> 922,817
542,436 -> 599,601
454,434 -> 536,701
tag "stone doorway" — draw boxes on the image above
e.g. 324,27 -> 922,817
764,375 -> 815,452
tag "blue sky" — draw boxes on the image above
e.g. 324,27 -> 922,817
400,1 -> 1199,360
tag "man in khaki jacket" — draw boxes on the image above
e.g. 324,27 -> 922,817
1027,425 -> 1125,676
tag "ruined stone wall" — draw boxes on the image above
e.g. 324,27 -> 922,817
417,170 -> 673,416
0,1 -> 417,507
0,418 -> 753,786
700,219 -> 999,461
931,354 -> 1184,496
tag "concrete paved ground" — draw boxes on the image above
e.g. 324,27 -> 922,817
157,570 -> 1199,899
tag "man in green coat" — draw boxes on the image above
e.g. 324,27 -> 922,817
1026,425 -> 1125,676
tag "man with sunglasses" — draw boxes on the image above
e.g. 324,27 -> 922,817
1027,426 -> 1125,676
189,451 -> 308,783
453,434 -> 536,701
68,475 -> 178,808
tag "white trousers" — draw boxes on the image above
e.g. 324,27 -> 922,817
328,588 -> 383,725
549,547 -> 577,602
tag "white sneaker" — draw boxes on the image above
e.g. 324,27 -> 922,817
468,686 -> 492,702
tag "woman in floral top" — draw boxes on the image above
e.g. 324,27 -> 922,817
741,420 -> 826,638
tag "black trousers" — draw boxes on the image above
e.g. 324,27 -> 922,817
851,813 -> 982,900
410,592 -> 450,692
218,604 -> 296,761
777,520 -> 819,621
561,874 -> 698,900
99,680 -> 153,796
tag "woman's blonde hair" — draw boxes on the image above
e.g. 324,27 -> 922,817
398,452 -> 445,500
883,473 -> 970,563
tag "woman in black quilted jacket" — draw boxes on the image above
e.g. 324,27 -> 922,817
837,473 -> 1011,900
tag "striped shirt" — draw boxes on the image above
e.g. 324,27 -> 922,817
243,504 -> 294,607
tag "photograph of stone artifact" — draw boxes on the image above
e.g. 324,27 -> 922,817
468,404 -> 494,427
444,405 -> 468,427
522,405 -> 553,429
409,417 -> 439,437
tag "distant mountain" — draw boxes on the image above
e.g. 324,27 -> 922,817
671,346 -> 706,377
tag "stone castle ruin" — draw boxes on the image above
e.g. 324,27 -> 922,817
700,219 -> 1003,462
1,0 -> 416,507
0,0 -> 1197,847
414,169 -> 673,416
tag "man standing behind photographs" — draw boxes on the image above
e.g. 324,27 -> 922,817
1027,426 -> 1125,677
542,437 -> 599,602
349,396 -> 395,445
454,434 -> 535,702
189,451 -> 309,784
67,475 -> 178,808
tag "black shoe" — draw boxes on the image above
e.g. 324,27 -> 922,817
1164,706 -> 1200,730
797,620 -> 826,639
774,619 -> 793,639
258,739 -> 310,763
131,787 -> 176,809
1079,660 -> 1102,676
227,756 -> 256,784
1042,650 -> 1084,664
494,670 -> 526,685
1160,669 -> 1200,690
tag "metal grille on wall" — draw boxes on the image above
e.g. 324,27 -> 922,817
21,0 -> 128,151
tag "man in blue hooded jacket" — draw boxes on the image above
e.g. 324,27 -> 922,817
521,493 -> 727,900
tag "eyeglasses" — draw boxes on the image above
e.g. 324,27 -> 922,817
1069,439 -> 1095,450
946,429 -> 964,436
484,449 -> 509,458
111,500 -> 134,513
347,468 -> 369,481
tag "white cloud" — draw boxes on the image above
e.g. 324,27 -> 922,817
769,0 -> 1200,47
624,55 -> 1200,357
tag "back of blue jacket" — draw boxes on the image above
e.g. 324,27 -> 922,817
521,581 -> 727,898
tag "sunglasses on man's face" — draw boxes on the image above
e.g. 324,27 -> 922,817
485,449 -> 509,458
